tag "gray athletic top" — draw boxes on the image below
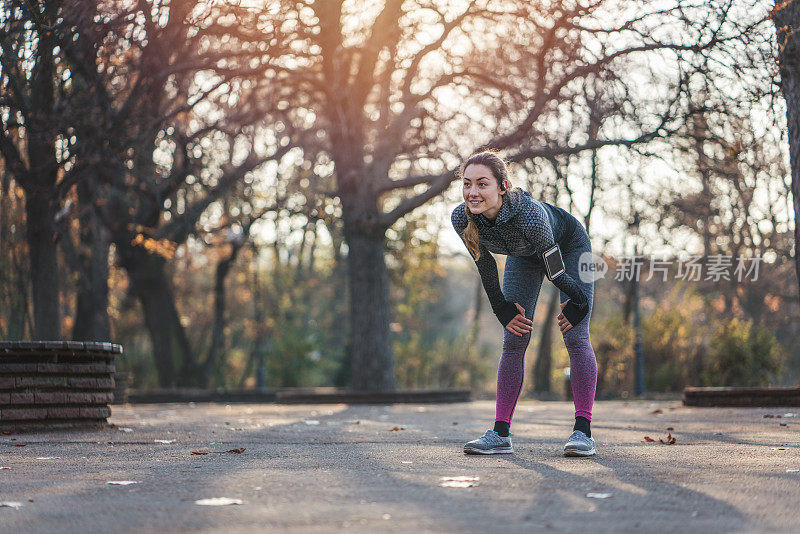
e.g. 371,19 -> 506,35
451,188 -> 589,327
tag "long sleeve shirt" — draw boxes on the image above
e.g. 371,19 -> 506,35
451,188 -> 590,326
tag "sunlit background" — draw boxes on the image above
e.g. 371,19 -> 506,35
0,0 -> 795,395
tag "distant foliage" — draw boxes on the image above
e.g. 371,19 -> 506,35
586,283 -> 788,394
702,318 -> 784,387
591,315 -> 634,397
394,333 -> 495,390
641,287 -> 707,391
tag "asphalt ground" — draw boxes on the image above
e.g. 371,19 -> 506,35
1,400 -> 799,533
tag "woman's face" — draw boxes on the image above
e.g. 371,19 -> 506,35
462,163 -> 505,220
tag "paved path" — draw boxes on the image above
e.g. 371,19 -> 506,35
1,400 -> 798,533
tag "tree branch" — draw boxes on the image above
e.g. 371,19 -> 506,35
376,169 -> 457,228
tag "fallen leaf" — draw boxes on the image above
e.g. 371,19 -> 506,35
154,439 -> 175,444
388,426 -> 405,431
658,433 -> 677,445
227,448 -> 245,454
11,443 -> 26,447
107,481 -> 139,485
644,436 -> 655,442
191,451 -> 210,455
0,502 -> 22,509
0,431 -> 11,435
195,497 -> 243,506
586,493 -> 612,499
651,408 -> 663,414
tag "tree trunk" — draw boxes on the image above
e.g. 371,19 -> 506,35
623,275 -> 635,324
774,1 -> 800,306
203,239 -> 246,387
72,181 -> 110,341
533,287 -> 559,394
25,191 -> 61,340
19,2 -> 61,340
118,246 -> 194,387
344,222 -> 395,391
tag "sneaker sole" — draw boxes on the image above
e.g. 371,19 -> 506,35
564,448 -> 595,457
463,446 -> 514,455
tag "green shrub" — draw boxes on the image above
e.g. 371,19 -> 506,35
394,332 -> 495,390
640,286 -> 708,391
701,318 -> 784,387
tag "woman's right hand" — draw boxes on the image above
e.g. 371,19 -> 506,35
505,303 -> 533,337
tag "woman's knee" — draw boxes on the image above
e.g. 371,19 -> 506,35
562,326 -> 592,351
503,329 -> 532,352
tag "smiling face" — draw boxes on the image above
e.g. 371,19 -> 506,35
462,163 -> 505,220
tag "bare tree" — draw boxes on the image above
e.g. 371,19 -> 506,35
215,0 -> 748,390
0,1 -> 69,338
773,0 -> 800,304
49,0 -> 292,384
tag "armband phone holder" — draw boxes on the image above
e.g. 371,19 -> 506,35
542,245 -> 565,281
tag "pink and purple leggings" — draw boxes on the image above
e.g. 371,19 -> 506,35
495,229 -> 597,424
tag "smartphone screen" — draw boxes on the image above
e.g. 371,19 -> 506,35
543,246 -> 565,279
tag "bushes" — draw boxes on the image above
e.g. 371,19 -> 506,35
641,290 -> 706,391
593,285 -> 785,393
701,318 -> 784,387
591,315 -> 634,397
393,332 -> 495,390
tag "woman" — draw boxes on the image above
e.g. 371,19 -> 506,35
451,150 -> 597,457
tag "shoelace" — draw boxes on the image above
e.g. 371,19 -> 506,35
485,430 -> 510,445
568,430 -> 588,443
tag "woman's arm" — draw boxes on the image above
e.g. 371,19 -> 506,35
519,201 -> 590,326
451,206 -> 518,327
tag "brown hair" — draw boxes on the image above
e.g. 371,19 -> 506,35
460,151 -> 513,260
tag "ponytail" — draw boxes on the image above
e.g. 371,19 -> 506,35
462,208 -> 482,260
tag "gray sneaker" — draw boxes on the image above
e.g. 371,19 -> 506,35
463,429 -> 514,455
563,430 -> 595,457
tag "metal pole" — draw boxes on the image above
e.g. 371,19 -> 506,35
633,243 -> 646,396
253,253 -> 266,390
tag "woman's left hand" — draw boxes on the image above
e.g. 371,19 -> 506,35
557,300 -> 573,334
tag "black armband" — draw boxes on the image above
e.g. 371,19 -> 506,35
562,300 -> 589,327
541,244 -> 566,281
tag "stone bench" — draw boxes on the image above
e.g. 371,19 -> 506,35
0,341 -> 122,431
